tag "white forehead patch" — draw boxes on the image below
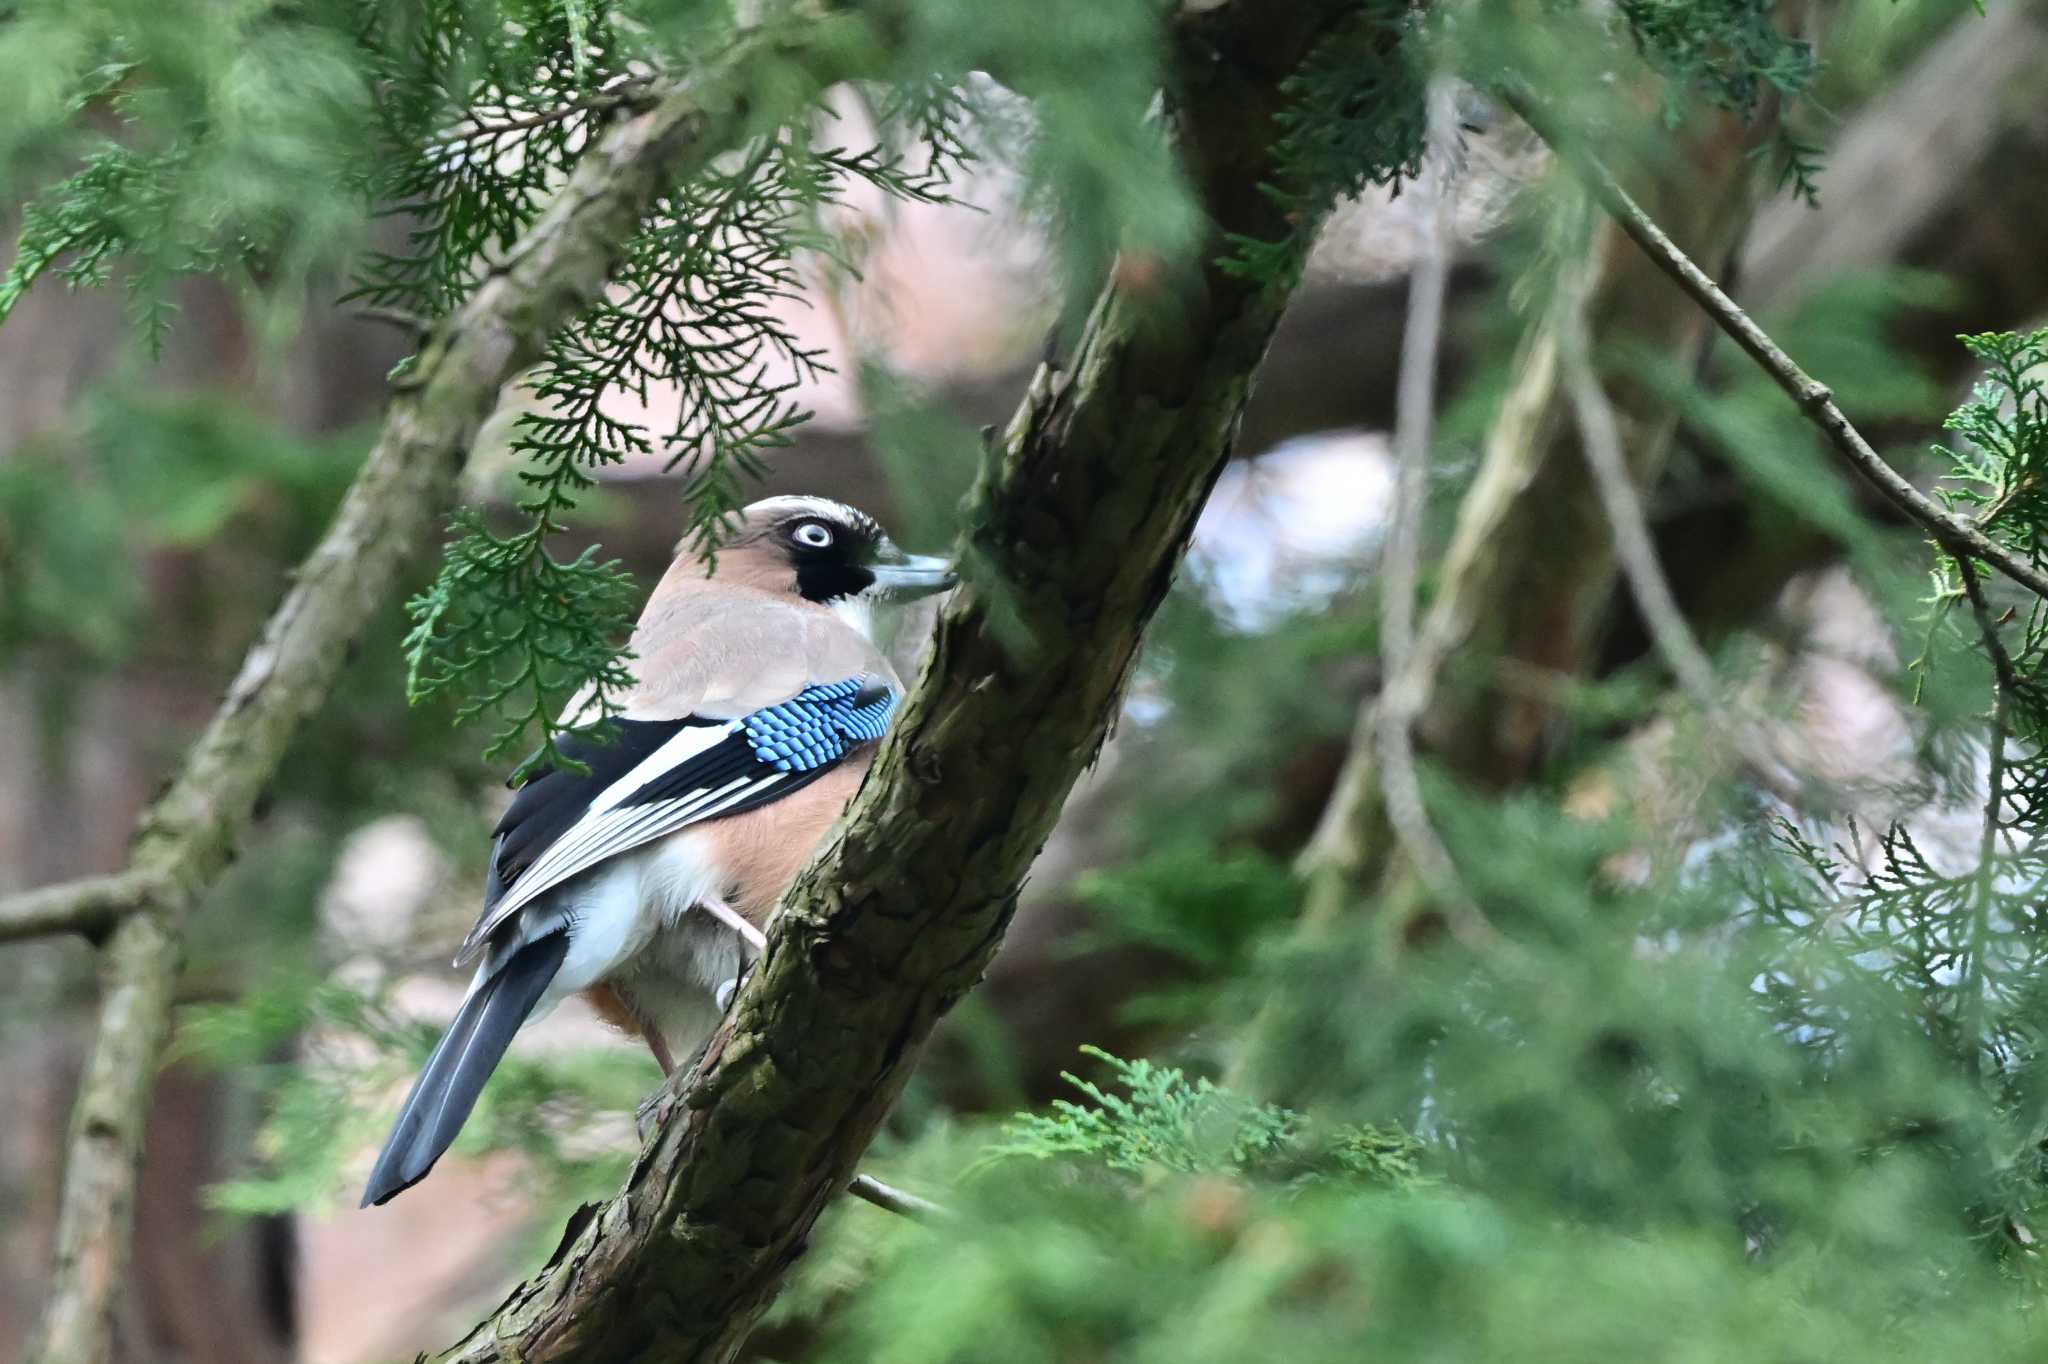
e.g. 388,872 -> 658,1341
742,495 -> 881,538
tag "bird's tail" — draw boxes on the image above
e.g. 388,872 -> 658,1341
359,932 -> 568,1207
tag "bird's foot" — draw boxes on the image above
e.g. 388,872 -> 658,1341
715,955 -> 760,1012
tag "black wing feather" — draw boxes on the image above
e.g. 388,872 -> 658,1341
359,930 -> 569,1207
483,718 -> 706,917
615,731 -> 835,809
477,717 -> 836,931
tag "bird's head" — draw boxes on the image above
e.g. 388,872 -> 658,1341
691,496 -> 955,607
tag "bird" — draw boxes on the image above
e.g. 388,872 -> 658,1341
360,495 -> 954,1207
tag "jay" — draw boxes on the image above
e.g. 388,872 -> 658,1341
361,496 -> 952,1207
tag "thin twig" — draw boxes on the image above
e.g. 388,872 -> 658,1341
354,305 -> 432,335
1504,85 -> 2048,605
0,870 -> 156,944
1957,557 -> 2014,1062
1376,81 -> 1495,950
1959,557 -> 2025,697
847,1174 -> 949,1220
1552,229 -> 1797,803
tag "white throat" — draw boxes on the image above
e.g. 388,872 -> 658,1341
830,595 -> 877,643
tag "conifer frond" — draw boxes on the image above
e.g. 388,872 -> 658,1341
347,0 -> 628,319
1617,0 -> 1819,120
1616,0 -> 1822,202
400,117 -> 957,768
0,140 -> 206,348
1221,2 -> 1426,282
977,1047 -> 1425,1189
981,1046 -> 1305,1176
402,508 -> 640,780
0,7 -> 372,344
1756,332 -> 2048,1184
1936,329 -> 2048,561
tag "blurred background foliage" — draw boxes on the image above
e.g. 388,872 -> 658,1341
9,0 -> 2048,1361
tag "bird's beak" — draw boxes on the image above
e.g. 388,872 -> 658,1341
867,549 -> 956,600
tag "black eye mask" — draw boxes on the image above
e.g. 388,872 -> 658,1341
785,519 -> 880,603
793,554 -> 877,603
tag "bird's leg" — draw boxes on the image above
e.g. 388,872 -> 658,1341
699,889 -> 763,1014
640,1021 -> 676,1078
623,992 -> 678,1140
696,892 -> 766,951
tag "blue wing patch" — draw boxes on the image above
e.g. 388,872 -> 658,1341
465,675 -> 899,957
742,678 -> 898,772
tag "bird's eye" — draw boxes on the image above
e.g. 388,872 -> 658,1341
791,522 -> 834,549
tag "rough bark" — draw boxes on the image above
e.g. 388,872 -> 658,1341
16,18 -> 850,1361
428,5 -> 1390,1361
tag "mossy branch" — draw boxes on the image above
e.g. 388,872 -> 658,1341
16,15 -> 857,1363
0,871 -> 156,944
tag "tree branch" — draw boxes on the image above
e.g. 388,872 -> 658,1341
21,16 -> 852,1363
0,871 -> 156,944
1373,80 -> 1493,948
847,1174 -> 949,1220
1554,220 -> 1796,803
428,5 -> 1389,1360
1504,87 -> 2048,604
1287,76 -> 1768,955
1236,69 -> 1774,1102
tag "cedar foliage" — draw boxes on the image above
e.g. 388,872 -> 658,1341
10,1 -> 2048,1360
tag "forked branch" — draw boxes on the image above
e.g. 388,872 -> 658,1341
0,871 -> 155,944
